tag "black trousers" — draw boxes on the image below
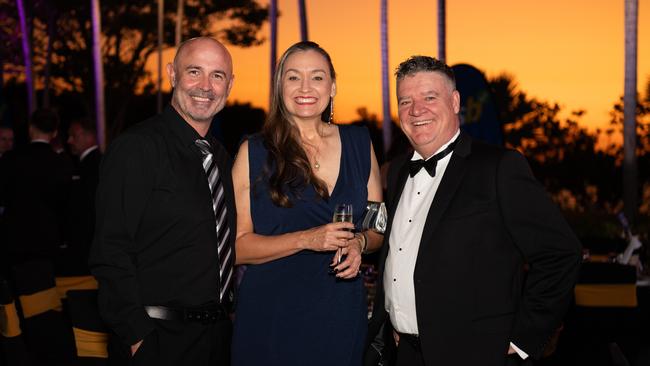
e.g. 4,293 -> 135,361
395,336 -> 425,366
107,317 -> 231,366
394,338 -> 529,366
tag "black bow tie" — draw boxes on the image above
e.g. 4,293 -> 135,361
408,139 -> 458,178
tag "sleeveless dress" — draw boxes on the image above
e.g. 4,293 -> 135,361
231,125 -> 371,366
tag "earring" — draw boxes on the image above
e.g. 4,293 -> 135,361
328,97 -> 334,124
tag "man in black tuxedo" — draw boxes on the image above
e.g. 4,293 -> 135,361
61,118 -> 101,275
89,37 -> 236,365
0,109 -> 73,272
368,56 -> 581,366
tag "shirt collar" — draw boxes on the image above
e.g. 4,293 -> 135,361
80,145 -> 99,161
412,129 -> 461,161
163,105 -> 206,148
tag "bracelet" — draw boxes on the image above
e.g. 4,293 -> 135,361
357,232 -> 368,254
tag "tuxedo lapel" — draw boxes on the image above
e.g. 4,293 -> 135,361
415,133 -> 472,261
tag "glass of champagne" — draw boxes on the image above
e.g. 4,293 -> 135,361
332,203 -> 353,267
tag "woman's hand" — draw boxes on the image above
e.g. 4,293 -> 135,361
330,234 -> 363,279
300,222 -> 355,252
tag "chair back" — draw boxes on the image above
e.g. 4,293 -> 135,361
55,275 -> 98,300
0,276 -> 37,366
11,260 -> 75,363
575,262 -> 638,308
66,289 -> 108,360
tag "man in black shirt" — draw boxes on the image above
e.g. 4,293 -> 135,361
89,37 -> 237,365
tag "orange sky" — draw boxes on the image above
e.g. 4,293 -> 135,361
157,0 -> 649,132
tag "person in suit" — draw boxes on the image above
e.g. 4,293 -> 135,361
0,126 -> 14,158
89,37 -> 236,365
61,118 -> 102,275
0,126 -> 13,215
0,108 -> 73,272
367,56 -> 582,366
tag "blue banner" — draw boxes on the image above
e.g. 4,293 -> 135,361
452,63 -> 502,146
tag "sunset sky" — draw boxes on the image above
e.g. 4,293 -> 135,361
157,0 -> 649,132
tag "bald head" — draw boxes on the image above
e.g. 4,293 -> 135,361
166,37 -> 235,136
171,37 -> 233,83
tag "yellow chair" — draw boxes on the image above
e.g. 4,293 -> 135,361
0,277 -> 37,366
66,289 -> 109,362
574,262 -> 638,308
12,260 -> 76,362
55,275 -> 98,300
574,284 -> 638,308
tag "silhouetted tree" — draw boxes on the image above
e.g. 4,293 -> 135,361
488,73 -> 619,215
0,0 -> 268,141
380,0 -> 391,154
609,76 -> 650,219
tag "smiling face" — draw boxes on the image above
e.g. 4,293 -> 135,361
167,38 -> 234,133
397,71 -> 460,158
280,49 -> 336,124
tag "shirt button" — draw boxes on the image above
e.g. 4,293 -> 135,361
399,248 -> 402,251
408,219 -> 412,223
393,278 -> 397,282
417,192 -> 421,195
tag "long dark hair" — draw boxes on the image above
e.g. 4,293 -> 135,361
262,41 -> 336,208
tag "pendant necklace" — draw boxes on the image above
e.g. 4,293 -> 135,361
307,124 -> 325,170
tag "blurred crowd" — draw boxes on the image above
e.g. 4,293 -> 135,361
0,108 -> 101,278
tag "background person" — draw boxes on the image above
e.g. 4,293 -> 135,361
0,126 -> 14,158
61,118 -> 102,275
0,108 -> 73,273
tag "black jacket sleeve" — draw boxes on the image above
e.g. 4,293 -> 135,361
498,150 -> 582,359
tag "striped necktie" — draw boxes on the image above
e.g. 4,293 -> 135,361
195,139 -> 233,303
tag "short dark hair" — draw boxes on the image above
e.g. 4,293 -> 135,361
29,108 -> 59,133
395,56 -> 456,89
71,117 -> 96,134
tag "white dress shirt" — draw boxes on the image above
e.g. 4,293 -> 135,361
384,130 -> 459,335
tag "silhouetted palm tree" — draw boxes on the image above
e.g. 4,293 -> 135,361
437,0 -> 445,62
176,0 -> 184,47
623,0 -> 638,223
91,0 -> 105,149
269,0 -> 277,108
380,0 -> 391,155
157,0 -> 164,113
16,0 -> 35,115
298,0 -> 308,41
42,1 -> 56,108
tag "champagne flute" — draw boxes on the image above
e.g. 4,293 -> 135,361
332,203 -> 353,267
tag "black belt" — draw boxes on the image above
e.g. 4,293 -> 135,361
398,332 -> 421,351
144,305 -> 228,324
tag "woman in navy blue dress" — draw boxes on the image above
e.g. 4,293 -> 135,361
231,41 -> 383,366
